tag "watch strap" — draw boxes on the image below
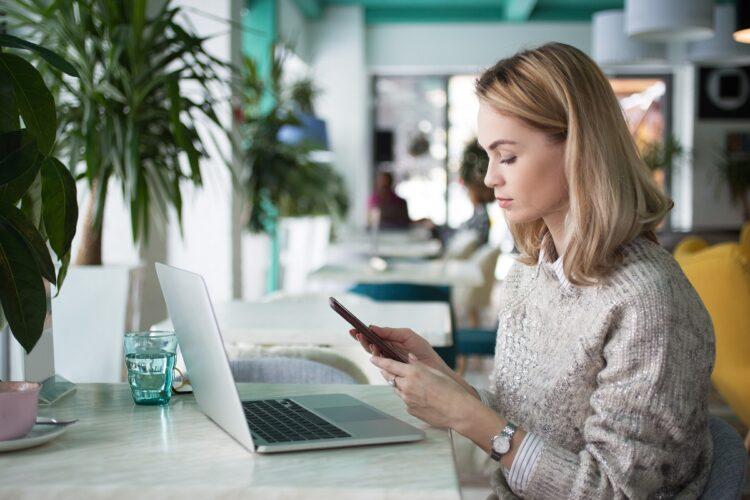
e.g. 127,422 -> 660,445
489,422 -> 517,461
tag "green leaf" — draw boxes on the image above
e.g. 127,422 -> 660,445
0,218 -> 47,353
0,201 -> 55,284
0,150 -> 42,205
20,170 -> 43,233
0,34 -> 80,78
41,157 -> 78,258
54,250 -> 71,297
0,130 -> 38,185
0,69 -> 19,133
0,53 -> 57,155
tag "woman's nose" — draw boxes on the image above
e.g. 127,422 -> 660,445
484,164 -> 504,189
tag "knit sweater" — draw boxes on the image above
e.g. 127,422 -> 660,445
481,236 -> 715,499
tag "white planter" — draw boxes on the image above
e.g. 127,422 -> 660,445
4,282 -> 55,383
241,232 -> 271,300
50,265 -> 140,383
279,216 -> 331,293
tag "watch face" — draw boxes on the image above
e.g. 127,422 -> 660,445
492,436 -> 510,454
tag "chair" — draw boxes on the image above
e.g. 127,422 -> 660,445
229,357 -> 359,384
443,229 -> 481,260
453,244 -> 502,328
348,283 -> 456,368
699,417 -> 748,499
224,344 -> 369,384
674,223 -> 750,449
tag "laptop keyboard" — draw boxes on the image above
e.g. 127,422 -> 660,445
242,399 -> 351,444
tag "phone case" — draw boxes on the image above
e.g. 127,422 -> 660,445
329,297 -> 408,363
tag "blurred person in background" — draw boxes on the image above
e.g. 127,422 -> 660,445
367,171 -> 411,229
418,139 -> 494,246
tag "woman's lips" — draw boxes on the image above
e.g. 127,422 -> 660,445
497,198 -> 513,208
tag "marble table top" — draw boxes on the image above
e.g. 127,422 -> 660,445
0,383 -> 461,500
336,227 -> 433,245
329,239 -> 442,259
308,259 -> 484,287
152,296 -> 452,347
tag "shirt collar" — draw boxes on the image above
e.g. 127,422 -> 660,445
537,233 -> 576,293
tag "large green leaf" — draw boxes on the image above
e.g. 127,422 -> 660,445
0,150 -> 42,205
41,157 -> 78,258
0,53 -> 57,155
0,130 -> 35,182
0,130 -> 38,185
54,250 -> 71,297
20,168 -> 44,234
0,69 -> 19,133
0,201 -> 55,284
0,34 -> 80,77
0,221 -> 47,353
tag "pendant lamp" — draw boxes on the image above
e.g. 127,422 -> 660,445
593,10 -> 666,67
735,0 -> 750,43
689,4 -> 750,65
626,0 -> 714,42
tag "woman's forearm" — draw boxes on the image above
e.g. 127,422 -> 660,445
452,393 -> 526,471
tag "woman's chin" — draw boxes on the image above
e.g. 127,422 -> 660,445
503,209 -> 536,225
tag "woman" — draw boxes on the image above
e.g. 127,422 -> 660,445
351,43 -> 714,499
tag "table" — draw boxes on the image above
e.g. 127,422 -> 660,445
308,260 -> 484,288
152,298 -> 452,347
329,239 -> 442,259
337,227 -> 432,245
0,384 -> 461,500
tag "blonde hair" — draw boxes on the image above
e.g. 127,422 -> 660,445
475,42 -> 672,286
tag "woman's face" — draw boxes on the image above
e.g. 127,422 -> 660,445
477,103 -> 568,225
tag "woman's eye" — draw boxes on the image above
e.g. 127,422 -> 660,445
500,156 -> 516,165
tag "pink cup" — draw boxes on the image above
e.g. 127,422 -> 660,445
0,382 -> 41,441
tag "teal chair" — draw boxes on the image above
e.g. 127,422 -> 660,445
455,327 -> 497,374
348,283 -> 456,368
456,328 -> 497,355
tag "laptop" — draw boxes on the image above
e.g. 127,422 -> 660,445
155,263 -> 425,453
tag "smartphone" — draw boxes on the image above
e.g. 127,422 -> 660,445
329,297 -> 408,363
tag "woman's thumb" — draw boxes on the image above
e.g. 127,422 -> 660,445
408,352 -> 418,362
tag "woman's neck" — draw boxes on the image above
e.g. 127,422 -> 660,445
543,209 -> 568,258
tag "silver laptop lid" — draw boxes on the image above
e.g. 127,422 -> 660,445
155,263 -> 255,452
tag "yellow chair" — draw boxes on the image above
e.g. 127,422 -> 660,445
674,223 -> 750,448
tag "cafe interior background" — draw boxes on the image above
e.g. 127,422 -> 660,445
0,0 -> 749,497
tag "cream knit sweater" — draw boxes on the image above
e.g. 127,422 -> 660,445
483,236 -> 715,499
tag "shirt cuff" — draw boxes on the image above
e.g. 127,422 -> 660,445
505,432 -> 545,496
473,386 -> 494,407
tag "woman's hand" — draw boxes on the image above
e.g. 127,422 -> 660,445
349,325 -> 448,374
370,353 -> 473,429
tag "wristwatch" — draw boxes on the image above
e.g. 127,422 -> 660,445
489,422 -> 517,461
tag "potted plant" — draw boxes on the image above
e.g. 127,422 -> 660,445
7,0 -> 230,381
715,147 -> 750,222
639,135 -> 683,191
238,45 -> 348,293
0,33 -> 79,382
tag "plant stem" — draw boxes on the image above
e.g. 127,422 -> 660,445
75,180 -> 103,265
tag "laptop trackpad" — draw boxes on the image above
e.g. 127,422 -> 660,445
316,405 -> 388,422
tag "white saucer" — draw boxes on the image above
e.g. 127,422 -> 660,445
0,419 -> 76,452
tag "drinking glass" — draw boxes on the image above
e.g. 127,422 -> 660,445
124,331 -> 178,405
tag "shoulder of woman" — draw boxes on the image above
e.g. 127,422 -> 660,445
590,238 -> 714,334
602,237 -> 691,299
